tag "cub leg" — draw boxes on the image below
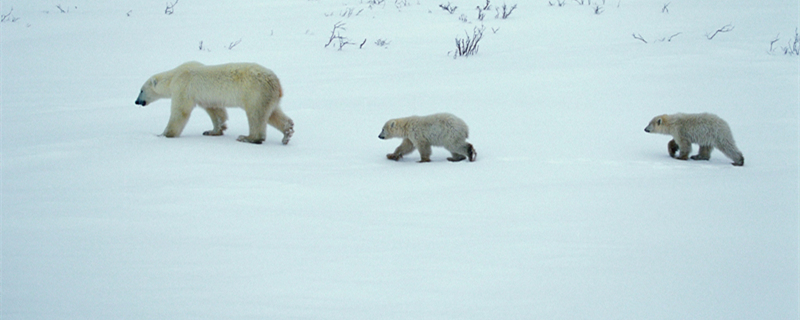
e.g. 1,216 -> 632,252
387,138 -> 415,161
416,142 -> 432,163
691,146 -> 713,161
668,140 -> 680,158
202,107 -> 228,136
268,107 -> 294,145
716,140 -> 744,166
445,143 -> 470,162
673,138 -> 692,160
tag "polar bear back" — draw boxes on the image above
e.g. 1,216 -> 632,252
406,113 -> 469,146
170,62 -> 282,108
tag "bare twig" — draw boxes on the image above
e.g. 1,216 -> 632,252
706,23 -> 734,40
782,28 -> 800,55
769,34 -> 781,53
666,32 -> 681,42
661,2 -> 670,13
165,0 -> 178,15
228,39 -> 242,50
324,21 -> 358,50
56,5 -> 68,13
476,6 -> 486,21
1,7 -> 19,22
439,2 -> 457,14
593,5 -> 604,14
496,3 -> 517,19
632,33 -> 647,44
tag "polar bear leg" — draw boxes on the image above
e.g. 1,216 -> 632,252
163,98 -> 194,138
445,142 -> 472,162
716,140 -> 744,166
387,138 -> 415,161
202,107 -> 228,136
673,138 -> 692,160
268,107 -> 294,145
237,105 -> 268,144
667,140 -> 680,158
691,146 -> 713,160
416,142 -> 432,163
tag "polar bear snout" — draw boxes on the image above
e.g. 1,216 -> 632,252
135,90 -> 148,106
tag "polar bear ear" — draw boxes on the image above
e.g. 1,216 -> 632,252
389,121 -> 395,128
656,118 -> 662,125
150,78 -> 158,87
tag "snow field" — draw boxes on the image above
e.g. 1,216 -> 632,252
2,1 -> 798,319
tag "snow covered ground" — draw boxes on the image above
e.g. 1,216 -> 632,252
2,1 -> 798,319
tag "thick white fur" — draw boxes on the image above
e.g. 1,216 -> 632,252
135,61 -> 293,144
379,113 -> 476,162
644,112 -> 743,166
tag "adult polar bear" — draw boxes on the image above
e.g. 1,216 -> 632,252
135,61 -> 294,144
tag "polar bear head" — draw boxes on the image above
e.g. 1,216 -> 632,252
134,76 -> 169,107
644,114 -> 669,134
378,119 -> 401,140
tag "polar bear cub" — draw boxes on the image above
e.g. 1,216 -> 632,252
644,112 -> 744,166
379,113 -> 476,163
135,61 -> 294,145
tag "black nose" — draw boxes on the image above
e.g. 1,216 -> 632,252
135,99 -> 146,106
644,128 -> 649,132
378,134 -> 384,139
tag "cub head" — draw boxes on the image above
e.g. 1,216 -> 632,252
134,75 -> 168,107
644,114 -> 668,134
378,120 -> 400,140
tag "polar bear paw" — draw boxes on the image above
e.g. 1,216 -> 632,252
281,127 -> 294,145
237,135 -> 264,144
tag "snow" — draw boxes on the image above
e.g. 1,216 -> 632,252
1,1 -> 798,319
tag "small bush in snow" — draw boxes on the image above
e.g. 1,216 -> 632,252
324,22 -> 365,51
476,7 -> 486,21
439,2 -> 457,14
495,3 -> 517,19
453,25 -> 485,59
165,0 -> 178,15
1,8 -> 20,22
781,28 -> 800,56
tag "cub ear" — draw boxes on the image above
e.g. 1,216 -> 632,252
389,121 -> 395,128
150,78 -> 158,87
656,118 -> 662,125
